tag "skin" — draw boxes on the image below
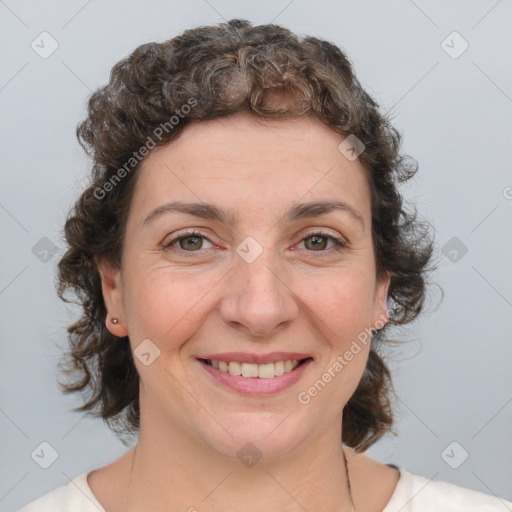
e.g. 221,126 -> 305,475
92,112 -> 400,512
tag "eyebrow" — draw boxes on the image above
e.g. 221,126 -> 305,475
143,200 -> 365,230
143,201 -> 233,225
286,201 -> 365,230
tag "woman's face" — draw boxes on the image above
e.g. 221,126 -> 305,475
100,112 -> 390,458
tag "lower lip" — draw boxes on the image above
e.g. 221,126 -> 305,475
197,358 -> 312,396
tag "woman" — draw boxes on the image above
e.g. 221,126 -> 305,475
19,19 -> 511,512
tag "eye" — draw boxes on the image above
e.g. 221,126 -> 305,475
298,232 -> 347,252
162,229 -> 346,256
163,230 -> 214,252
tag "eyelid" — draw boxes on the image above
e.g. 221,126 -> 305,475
299,227 -> 344,239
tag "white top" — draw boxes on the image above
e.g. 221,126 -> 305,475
18,465 -> 512,511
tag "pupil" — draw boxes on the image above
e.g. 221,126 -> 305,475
307,235 -> 327,250
180,236 -> 202,250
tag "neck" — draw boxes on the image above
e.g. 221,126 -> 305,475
122,412 -> 355,512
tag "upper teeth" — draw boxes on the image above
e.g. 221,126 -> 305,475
208,360 -> 300,378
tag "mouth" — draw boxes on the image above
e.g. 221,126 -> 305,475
197,356 -> 313,395
200,357 -> 312,378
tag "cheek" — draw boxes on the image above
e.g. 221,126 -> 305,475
123,265 -> 221,344
296,267 -> 376,343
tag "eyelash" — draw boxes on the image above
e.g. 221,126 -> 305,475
162,229 -> 348,256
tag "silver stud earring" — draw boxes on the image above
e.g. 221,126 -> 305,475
112,318 -> 119,324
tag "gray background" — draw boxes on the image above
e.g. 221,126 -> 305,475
1,0 -> 511,510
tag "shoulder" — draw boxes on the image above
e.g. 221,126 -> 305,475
384,466 -> 512,511
17,472 -> 105,512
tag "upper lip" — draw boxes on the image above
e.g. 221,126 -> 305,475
198,352 -> 312,364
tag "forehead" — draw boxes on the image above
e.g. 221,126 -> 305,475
154,112 -> 360,169
131,113 -> 371,222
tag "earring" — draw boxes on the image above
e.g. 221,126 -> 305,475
111,318 -> 119,324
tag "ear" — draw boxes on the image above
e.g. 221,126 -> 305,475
371,270 -> 391,330
96,259 -> 128,337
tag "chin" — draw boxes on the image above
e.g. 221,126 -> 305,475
201,411 -> 310,463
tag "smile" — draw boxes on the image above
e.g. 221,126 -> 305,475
205,359 -> 302,378
197,357 -> 313,395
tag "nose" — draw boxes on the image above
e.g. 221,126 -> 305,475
219,252 -> 299,338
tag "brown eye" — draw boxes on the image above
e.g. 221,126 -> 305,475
163,230 -> 215,254
298,232 -> 347,254
179,235 -> 203,251
304,235 -> 328,251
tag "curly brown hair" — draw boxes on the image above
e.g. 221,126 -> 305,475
57,19 -> 437,451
